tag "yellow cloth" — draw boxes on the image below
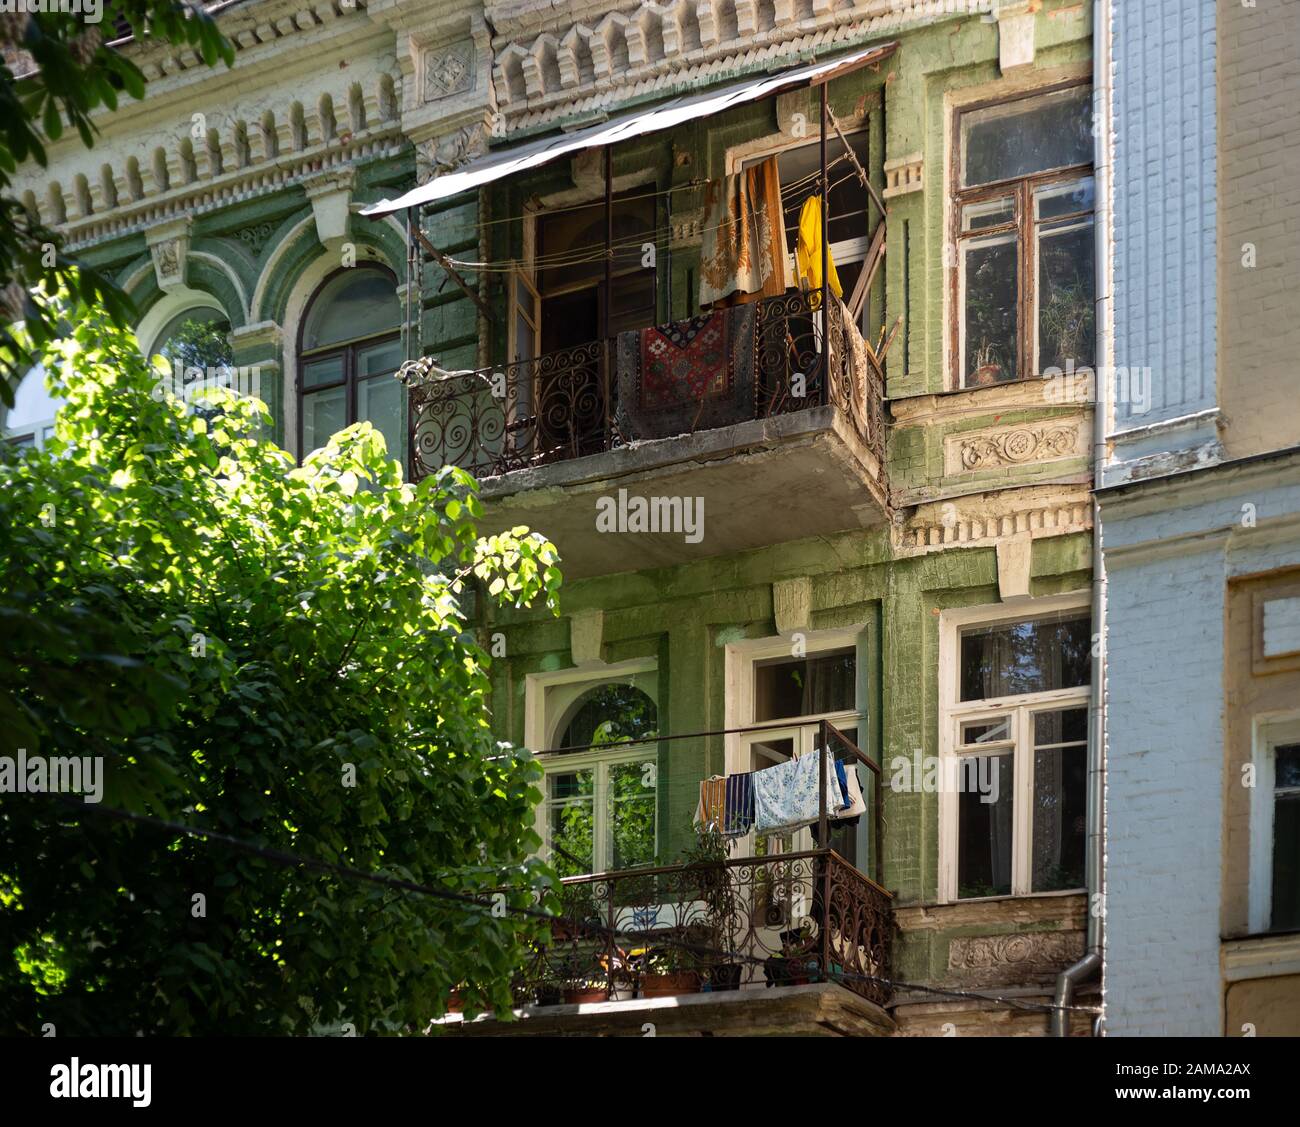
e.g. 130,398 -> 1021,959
795,195 -> 842,306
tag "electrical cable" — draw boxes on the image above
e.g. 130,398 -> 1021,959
32,792 -> 1098,1016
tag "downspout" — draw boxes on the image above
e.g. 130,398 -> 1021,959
1051,0 -> 1112,1036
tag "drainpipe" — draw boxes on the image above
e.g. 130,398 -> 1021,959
1051,0 -> 1112,1037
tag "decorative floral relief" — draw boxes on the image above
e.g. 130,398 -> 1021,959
234,222 -> 273,256
949,931 -> 1084,972
960,426 -> 1079,470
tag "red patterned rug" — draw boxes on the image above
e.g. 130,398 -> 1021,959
638,312 -> 732,410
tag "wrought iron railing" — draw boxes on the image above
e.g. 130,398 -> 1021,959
513,848 -> 893,1009
407,291 -> 886,481
504,719 -> 893,1010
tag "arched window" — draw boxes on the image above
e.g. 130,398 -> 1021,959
150,305 -> 234,381
543,683 -> 659,877
297,267 -> 403,462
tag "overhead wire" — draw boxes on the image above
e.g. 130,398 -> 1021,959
35,793 -> 1098,1016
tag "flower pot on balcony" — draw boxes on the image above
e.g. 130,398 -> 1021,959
534,983 -> 564,1007
640,971 -> 701,997
445,988 -> 463,1014
707,964 -> 743,992
564,985 -> 611,1005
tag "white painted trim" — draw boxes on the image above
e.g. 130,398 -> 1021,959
937,592 -> 1091,902
523,657 -> 660,876
1249,711 -> 1300,935
136,287 -> 232,359
523,656 -> 658,755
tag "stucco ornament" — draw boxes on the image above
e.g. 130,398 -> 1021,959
960,426 -> 1078,470
424,41 -> 475,103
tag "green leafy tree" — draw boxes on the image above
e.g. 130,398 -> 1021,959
0,301 -> 563,1034
0,3 -> 234,402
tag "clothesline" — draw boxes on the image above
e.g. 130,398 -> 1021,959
695,752 -> 867,840
444,158 -> 872,273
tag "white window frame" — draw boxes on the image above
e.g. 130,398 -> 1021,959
539,745 -> 660,878
938,593 -> 1091,903
724,627 -> 865,864
525,658 -> 659,877
1249,711 -> 1300,934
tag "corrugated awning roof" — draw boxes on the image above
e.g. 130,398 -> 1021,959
361,40 -> 897,218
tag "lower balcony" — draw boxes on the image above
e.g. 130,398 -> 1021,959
406,292 -> 890,577
440,850 -> 894,1037
436,722 -> 894,1036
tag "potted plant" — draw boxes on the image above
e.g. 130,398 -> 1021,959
970,339 -> 1003,385
639,943 -> 702,997
763,924 -> 819,987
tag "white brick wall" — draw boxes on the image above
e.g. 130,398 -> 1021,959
1103,540 -> 1225,1036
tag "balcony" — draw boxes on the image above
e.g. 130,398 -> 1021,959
438,721 -> 896,1037
406,292 -> 890,577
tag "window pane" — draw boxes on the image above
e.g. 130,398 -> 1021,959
963,235 -> 1018,385
607,760 -> 657,871
957,755 -> 1014,898
960,614 -> 1091,701
960,716 -> 1012,745
152,306 -> 233,375
1271,792 -> 1300,931
962,196 -> 1015,232
357,374 -> 403,461
1274,743 -> 1300,790
1036,178 -> 1095,220
302,385 -> 345,452
356,338 -> 402,379
302,270 -> 399,350
962,86 -> 1092,187
1032,709 -> 1087,892
548,768 -> 595,877
303,355 -> 344,389
559,684 -> 658,750
754,648 -> 855,721
1037,219 -> 1095,372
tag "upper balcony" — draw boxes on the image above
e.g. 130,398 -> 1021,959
365,42 -> 901,578
405,290 -> 889,577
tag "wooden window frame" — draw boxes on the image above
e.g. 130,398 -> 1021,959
938,595 -> 1091,902
295,265 -> 401,462
949,81 -> 1094,389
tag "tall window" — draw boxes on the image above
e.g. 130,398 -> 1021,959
1251,717 -> 1300,933
770,129 -> 873,330
532,191 -> 657,353
941,602 -> 1091,900
953,84 -> 1095,386
731,632 -> 864,866
297,268 -> 402,462
541,683 -> 658,878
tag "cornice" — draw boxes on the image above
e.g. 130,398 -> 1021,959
487,0 -> 984,134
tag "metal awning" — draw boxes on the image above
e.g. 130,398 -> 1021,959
361,39 -> 897,218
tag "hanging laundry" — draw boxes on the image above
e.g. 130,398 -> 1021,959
833,759 -> 851,812
795,195 -> 842,308
752,753 -> 845,836
694,775 -> 727,832
723,772 -> 755,837
698,157 -> 790,307
833,759 -> 868,820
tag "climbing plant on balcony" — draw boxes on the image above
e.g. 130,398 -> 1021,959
0,301 -> 563,1034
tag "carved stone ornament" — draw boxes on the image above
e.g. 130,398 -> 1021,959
960,425 -> 1079,470
949,930 -> 1085,973
424,41 -> 475,103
